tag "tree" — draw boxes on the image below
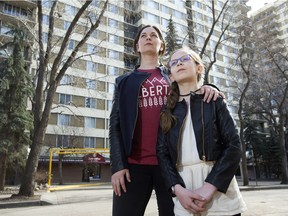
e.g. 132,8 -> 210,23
238,20 -> 288,184
165,15 -> 181,57
0,28 -> 33,190
18,0 -> 108,197
235,21 -> 255,186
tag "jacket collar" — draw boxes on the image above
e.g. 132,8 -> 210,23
132,64 -> 171,84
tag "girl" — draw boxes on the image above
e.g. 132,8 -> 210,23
157,47 -> 247,216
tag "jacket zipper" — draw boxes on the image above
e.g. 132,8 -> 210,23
176,102 -> 188,170
201,100 -> 206,161
131,73 -> 150,140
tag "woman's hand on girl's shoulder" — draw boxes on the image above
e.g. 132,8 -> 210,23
200,85 -> 226,103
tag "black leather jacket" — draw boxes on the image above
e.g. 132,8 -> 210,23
109,65 -> 170,174
156,93 -> 242,194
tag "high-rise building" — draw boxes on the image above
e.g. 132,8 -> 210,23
249,0 -> 288,55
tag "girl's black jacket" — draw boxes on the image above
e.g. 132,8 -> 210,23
156,94 -> 242,194
109,65 -> 170,175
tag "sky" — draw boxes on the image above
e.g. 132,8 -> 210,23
246,0 -> 277,14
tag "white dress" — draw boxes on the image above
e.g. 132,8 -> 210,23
173,99 -> 247,216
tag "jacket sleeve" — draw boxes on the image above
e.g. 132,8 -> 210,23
156,126 -> 185,195
109,77 -> 128,174
205,98 -> 242,193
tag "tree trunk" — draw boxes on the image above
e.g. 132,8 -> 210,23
279,113 -> 288,184
238,76 -> 250,186
59,154 -> 64,185
240,127 -> 249,186
0,154 -> 7,191
18,125 -> 46,196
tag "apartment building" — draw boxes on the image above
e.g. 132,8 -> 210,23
250,0 -> 288,54
1,0 -> 251,184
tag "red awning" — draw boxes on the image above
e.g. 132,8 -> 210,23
83,153 -> 106,164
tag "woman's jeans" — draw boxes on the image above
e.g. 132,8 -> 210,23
112,164 -> 174,216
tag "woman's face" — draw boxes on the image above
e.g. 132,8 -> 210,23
169,50 -> 200,84
136,26 -> 164,56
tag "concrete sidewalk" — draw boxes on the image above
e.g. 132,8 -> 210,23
1,180 -> 288,209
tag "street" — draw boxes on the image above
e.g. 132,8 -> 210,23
0,188 -> 287,216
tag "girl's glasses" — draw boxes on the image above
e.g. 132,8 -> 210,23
168,54 -> 194,67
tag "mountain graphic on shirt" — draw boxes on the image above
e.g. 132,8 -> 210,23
144,77 -> 169,86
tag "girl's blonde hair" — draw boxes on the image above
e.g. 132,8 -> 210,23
160,47 -> 204,134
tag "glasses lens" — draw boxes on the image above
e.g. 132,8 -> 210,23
169,60 -> 177,67
181,54 -> 191,62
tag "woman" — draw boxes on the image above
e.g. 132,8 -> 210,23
109,26 -> 222,216
157,47 -> 247,216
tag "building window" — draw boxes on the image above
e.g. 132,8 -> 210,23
143,12 -> 159,24
0,25 -> 12,35
144,1 -> 159,10
108,50 -> 120,60
162,18 -> 169,27
195,12 -> 202,20
174,0 -> 185,7
86,79 -> 97,89
85,98 -> 97,109
86,61 -> 97,72
109,34 -> 120,45
107,100 -> 112,111
108,66 -> 119,76
84,137 -> 96,148
223,56 -> 229,63
43,0 -> 53,8
42,32 -> 48,43
57,114 -> 71,126
109,4 -> 119,13
196,23 -> 204,32
91,0 -> 101,7
87,44 -> 97,54
65,5 -> 77,16
108,83 -> 115,94
91,30 -> 99,38
59,94 -> 72,105
85,117 -> 96,128
196,36 -> 205,44
108,18 -> 119,28
42,15 -> 49,25
68,40 -> 75,50
60,75 -> 72,85
173,10 -> 185,19
4,3 -> 28,18
210,40 -> 216,49
161,5 -> 169,14
64,21 -> 70,30
56,135 -> 70,148
207,16 -> 213,24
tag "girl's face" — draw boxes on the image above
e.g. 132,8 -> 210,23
169,50 -> 201,84
136,27 -> 164,56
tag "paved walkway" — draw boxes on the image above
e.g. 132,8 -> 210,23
1,180 -> 288,215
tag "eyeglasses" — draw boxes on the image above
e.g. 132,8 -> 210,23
168,54 -> 195,68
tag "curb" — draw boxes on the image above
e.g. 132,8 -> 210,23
239,184 -> 288,191
0,200 -> 41,209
